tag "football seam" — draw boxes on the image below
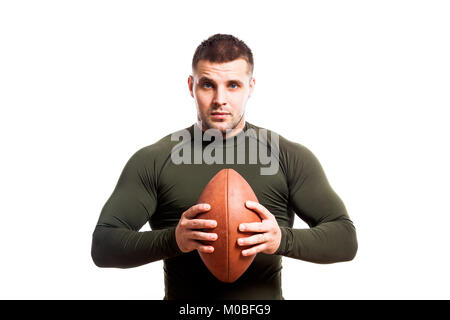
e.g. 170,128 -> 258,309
226,169 -> 230,282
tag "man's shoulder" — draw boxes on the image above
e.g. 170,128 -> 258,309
246,123 -> 323,181
246,122 -> 310,155
130,124 -> 194,163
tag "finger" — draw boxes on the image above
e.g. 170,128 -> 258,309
183,203 -> 211,219
245,201 -> 272,220
187,240 -> 214,253
189,231 -> 218,241
242,243 -> 267,256
237,233 -> 266,246
197,244 -> 215,254
239,222 -> 268,233
184,219 -> 217,229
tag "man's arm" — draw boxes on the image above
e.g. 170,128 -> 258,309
275,141 -> 358,263
91,148 -> 182,268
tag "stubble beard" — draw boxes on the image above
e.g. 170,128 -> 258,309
201,111 -> 245,137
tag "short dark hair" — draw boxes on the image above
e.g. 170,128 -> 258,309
192,33 -> 254,76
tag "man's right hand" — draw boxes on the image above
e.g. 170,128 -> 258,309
175,203 -> 218,254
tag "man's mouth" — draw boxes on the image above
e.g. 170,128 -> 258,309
210,112 -> 230,120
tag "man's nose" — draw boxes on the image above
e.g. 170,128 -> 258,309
213,86 -> 227,106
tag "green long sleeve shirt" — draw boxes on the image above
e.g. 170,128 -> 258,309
91,122 -> 357,299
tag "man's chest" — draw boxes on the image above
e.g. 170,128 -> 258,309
149,163 -> 291,228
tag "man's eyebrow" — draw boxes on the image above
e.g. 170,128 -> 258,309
198,77 -> 244,85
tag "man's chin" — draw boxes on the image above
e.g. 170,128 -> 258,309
203,120 -> 232,133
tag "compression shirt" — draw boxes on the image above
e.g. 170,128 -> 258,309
91,121 -> 358,299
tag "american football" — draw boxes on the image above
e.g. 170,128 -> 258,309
196,168 -> 261,283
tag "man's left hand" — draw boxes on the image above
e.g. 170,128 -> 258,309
237,200 -> 282,256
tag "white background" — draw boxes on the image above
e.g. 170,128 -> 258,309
1,0 -> 449,299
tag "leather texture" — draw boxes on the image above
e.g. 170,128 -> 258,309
197,168 -> 261,283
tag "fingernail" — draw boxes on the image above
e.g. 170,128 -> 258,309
204,204 -> 210,210
240,224 -> 245,231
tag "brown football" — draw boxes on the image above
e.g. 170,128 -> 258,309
196,168 -> 261,283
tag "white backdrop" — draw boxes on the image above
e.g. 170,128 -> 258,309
1,0 -> 449,299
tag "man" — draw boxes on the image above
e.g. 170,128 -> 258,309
91,34 -> 358,300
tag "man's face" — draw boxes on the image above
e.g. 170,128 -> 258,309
188,58 -> 255,136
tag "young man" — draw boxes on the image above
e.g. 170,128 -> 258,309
91,34 -> 358,300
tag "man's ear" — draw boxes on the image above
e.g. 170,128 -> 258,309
248,77 -> 255,99
188,75 -> 194,98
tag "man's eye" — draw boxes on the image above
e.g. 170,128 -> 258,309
203,82 -> 213,88
230,83 -> 238,89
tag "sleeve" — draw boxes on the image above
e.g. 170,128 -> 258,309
91,148 -> 183,268
274,141 -> 358,263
